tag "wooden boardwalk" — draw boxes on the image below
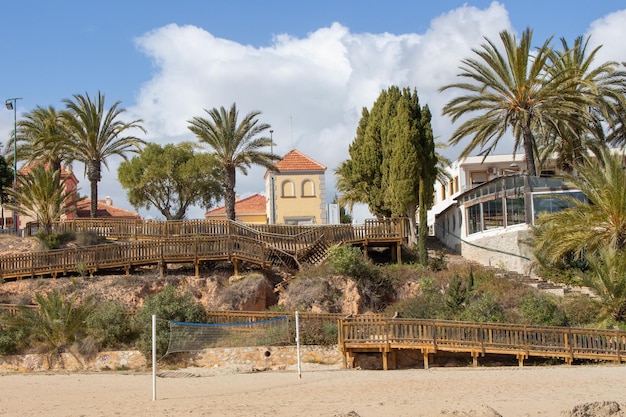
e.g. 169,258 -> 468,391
1,219 -> 407,280
338,317 -> 626,369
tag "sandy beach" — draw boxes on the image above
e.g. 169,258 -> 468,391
1,363 -> 625,416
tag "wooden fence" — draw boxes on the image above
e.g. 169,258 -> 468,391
338,317 -> 626,369
3,219 -> 407,280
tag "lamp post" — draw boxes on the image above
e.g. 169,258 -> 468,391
5,97 -> 22,234
269,129 -> 275,224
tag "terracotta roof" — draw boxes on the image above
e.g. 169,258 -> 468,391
75,198 -> 141,219
205,193 -> 266,216
274,149 -> 326,172
19,161 -> 77,182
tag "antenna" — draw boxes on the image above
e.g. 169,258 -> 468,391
290,116 -> 293,148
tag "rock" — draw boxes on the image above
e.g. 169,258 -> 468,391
561,401 -> 623,417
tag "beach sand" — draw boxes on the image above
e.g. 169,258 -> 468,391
0,363 -> 625,416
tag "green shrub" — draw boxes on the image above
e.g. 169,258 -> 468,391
298,321 -> 338,346
560,294 -> 602,327
327,244 -> 371,278
388,278 -> 447,319
86,300 -> 136,349
459,293 -> 506,323
518,292 -> 568,327
75,231 -> 106,247
132,285 -> 207,360
0,315 -> 28,354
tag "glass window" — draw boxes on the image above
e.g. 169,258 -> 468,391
467,204 -> 481,235
506,197 -> 525,226
483,198 -> 503,230
532,191 -> 585,220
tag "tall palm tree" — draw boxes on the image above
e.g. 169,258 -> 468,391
61,92 -> 145,218
4,166 -> 80,235
539,36 -> 626,171
533,146 -> 626,264
11,106 -> 74,176
187,103 -> 278,221
440,29 -> 587,176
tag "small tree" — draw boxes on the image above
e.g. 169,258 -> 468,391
118,142 -> 223,219
132,285 -> 207,360
7,291 -> 95,366
4,165 -> 80,235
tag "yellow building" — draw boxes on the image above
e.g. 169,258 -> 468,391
265,149 -> 327,225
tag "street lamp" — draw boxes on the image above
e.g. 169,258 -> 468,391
5,97 -> 22,234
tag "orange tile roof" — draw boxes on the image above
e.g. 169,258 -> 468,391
75,198 -> 141,219
274,149 -> 326,172
205,193 -> 266,216
19,161 -> 77,181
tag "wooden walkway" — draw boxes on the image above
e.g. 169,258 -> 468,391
0,219 -> 407,280
338,317 -> 626,369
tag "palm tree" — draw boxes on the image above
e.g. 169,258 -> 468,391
4,166 -> 80,235
11,106 -> 74,176
539,36 -> 626,171
187,103 -> 278,220
61,92 -> 145,218
533,147 -> 626,264
440,29 -> 587,177
8,291 -> 95,367
580,248 -> 626,321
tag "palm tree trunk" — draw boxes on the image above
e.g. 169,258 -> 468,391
87,160 -> 101,218
225,166 -> 236,221
522,125 -> 537,177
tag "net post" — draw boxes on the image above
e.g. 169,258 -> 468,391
152,314 -> 157,401
295,311 -> 302,379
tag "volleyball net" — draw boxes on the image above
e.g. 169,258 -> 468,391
165,315 -> 292,355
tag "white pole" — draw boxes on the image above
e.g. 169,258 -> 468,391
295,311 -> 302,379
152,314 -> 156,401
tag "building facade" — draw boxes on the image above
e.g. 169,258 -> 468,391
428,153 -> 583,274
265,149 -> 327,225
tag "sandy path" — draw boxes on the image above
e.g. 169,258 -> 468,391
0,364 -> 625,416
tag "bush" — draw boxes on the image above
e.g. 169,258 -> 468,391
75,231 -> 106,247
387,278 -> 447,319
459,293 -> 506,323
518,292 -> 568,327
132,285 -> 207,360
327,244 -> 372,278
298,321 -> 338,346
36,231 -> 75,250
218,273 -> 267,310
86,300 -> 136,349
0,315 -> 28,354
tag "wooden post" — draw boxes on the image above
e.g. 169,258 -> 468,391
423,351 -> 429,370
396,242 -> 402,265
472,351 -> 479,367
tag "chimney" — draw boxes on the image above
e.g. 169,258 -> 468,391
105,196 -> 113,206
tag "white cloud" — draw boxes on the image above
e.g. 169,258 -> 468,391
587,9 -> 626,64
121,2 -> 515,220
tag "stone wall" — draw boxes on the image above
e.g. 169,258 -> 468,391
461,227 -> 535,275
0,345 -> 342,373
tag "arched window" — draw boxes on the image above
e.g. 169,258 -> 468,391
281,180 -> 295,197
301,179 -> 315,197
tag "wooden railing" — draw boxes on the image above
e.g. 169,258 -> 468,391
4,219 -> 407,280
338,317 -> 626,369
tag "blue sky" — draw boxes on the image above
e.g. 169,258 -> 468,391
1,1 -> 625,220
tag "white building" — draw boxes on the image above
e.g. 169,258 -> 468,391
428,153 -> 584,275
